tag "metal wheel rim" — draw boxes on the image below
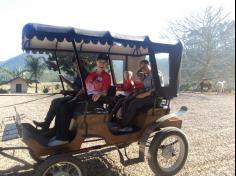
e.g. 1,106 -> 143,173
157,134 -> 186,172
43,161 -> 83,176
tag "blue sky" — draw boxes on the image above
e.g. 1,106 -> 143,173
0,0 -> 235,61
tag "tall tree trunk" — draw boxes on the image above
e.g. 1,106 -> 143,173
35,82 -> 38,93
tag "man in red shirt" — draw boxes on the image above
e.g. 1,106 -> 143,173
48,54 -> 111,146
85,59 -> 111,101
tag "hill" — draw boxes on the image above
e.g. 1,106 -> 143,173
0,53 -> 60,82
0,53 -> 48,71
0,60 -> 6,66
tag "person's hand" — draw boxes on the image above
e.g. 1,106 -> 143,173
72,90 -> 84,100
92,94 -> 102,102
136,94 -> 145,99
60,90 -> 73,95
136,91 -> 151,99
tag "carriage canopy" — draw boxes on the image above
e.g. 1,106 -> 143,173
22,23 -> 183,99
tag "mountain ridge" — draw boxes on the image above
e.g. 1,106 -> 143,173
0,53 -> 48,71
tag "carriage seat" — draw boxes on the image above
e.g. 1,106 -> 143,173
73,86 -> 116,115
69,86 -> 116,131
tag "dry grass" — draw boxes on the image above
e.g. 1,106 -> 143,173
0,82 -> 63,94
0,93 -> 235,176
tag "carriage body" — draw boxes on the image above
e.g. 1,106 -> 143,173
10,23 -> 189,175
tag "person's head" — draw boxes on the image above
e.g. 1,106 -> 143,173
72,56 -> 80,73
96,53 -> 109,72
139,60 -> 151,73
124,71 -> 133,80
137,69 -> 145,81
72,56 -> 86,73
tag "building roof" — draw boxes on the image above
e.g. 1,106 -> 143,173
3,77 -> 39,84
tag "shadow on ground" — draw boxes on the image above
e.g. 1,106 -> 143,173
0,147 -> 124,176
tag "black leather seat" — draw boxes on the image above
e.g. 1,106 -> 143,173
76,85 -> 117,115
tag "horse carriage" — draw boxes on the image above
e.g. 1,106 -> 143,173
1,23 -> 188,176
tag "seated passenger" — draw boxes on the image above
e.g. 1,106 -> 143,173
117,71 -> 135,96
48,54 -> 111,146
33,57 -> 88,131
111,70 -> 145,121
134,70 -> 145,91
115,60 -> 155,132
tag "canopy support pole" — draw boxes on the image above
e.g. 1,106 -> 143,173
53,51 -> 65,92
107,45 -> 116,85
148,46 -> 162,97
72,41 -> 88,95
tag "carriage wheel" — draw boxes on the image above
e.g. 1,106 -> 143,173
147,127 -> 188,176
35,154 -> 87,176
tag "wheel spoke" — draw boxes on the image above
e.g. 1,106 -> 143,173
156,134 -> 186,172
42,160 -> 83,176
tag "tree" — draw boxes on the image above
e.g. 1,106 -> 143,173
0,67 -> 27,83
167,6 -> 235,89
45,52 -> 97,76
25,55 -> 45,93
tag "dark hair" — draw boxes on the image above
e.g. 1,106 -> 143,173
97,53 -> 109,61
140,60 -> 149,65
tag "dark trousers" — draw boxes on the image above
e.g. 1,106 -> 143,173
55,99 -> 78,140
121,96 -> 154,127
54,95 -> 103,140
111,95 -> 136,116
44,96 -> 73,125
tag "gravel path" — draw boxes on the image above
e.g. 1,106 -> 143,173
0,93 -> 235,176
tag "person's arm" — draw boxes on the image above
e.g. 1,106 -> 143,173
92,73 -> 111,102
59,74 -> 74,88
123,80 -> 134,92
135,91 -> 151,98
72,68 -> 89,91
135,87 -> 155,99
69,89 -> 85,101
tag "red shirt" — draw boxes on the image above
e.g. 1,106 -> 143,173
134,80 -> 144,89
123,79 -> 135,93
85,70 -> 111,95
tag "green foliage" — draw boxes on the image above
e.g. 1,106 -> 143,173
0,88 -> 8,93
0,66 -> 27,81
25,55 -> 45,79
43,86 -> 49,93
25,55 -> 46,93
45,52 -> 97,76
55,84 -> 60,90
0,54 -> 59,83
168,6 -> 235,89
179,82 -> 198,91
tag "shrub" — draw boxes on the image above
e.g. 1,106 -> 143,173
55,84 -> 60,90
179,83 -> 196,91
43,87 -> 49,93
0,88 -> 8,94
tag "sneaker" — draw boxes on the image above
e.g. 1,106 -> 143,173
48,139 -> 69,147
33,120 -> 49,131
49,136 -> 56,142
110,125 -> 120,133
119,127 -> 133,132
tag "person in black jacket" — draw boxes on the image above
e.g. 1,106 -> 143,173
33,57 -> 88,131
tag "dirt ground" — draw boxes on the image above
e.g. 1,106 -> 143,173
0,92 -> 235,176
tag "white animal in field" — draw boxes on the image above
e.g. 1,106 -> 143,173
216,81 -> 226,93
